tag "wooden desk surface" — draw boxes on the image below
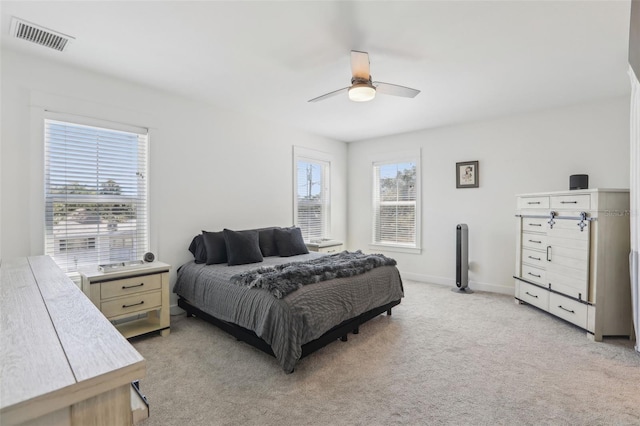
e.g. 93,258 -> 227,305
0,256 -> 146,425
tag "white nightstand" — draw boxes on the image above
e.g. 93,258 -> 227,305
306,240 -> 344,254
81,261 -> 171,338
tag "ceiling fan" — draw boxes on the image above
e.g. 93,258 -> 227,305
308,50 -> 421,103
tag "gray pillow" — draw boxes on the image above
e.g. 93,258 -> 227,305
257,227 -> 280,257
274,227 -> 309,257
202,230 -> 228,265
223,229 -> 264,266
188,234 -> 208,264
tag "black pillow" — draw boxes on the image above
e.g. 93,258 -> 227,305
223,229 -> 264,266
188,234 -> 208,264
274,227 -> 309,257
257,227 -> 279,257
202,230 -> 228,265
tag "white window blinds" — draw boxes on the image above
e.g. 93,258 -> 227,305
295,158 -> 330,242
372,160 -> 418,247
44,116 -> 149,273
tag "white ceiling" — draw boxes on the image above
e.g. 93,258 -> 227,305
0,1 -> 632,142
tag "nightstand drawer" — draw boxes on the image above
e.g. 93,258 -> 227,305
317,244 -> 343,253
101,291 -> 162,318
101,273 -> 162,299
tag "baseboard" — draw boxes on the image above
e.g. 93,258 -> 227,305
170,304 -> 185,316
400,271 -> 514,296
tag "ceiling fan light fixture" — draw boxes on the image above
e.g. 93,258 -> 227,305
348,84 -> 376,102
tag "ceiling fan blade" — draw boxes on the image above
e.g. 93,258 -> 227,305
308,87 -> 349,103
351,50 -> 370,80
374,82 -> 421,98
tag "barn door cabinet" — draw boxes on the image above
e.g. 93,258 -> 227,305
514,188 -> 632,341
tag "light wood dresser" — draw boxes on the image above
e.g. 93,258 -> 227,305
0,256 -> 148,425
80,262 -> 171,339
514,188 -> 633,341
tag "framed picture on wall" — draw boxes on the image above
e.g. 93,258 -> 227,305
456,161 -> 479,188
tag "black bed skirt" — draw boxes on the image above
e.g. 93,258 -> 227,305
177,297 -> 401,368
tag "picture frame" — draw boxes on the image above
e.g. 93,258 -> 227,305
456,161 -> 479,188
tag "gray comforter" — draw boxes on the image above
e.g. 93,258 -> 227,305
173,252 -> 404,373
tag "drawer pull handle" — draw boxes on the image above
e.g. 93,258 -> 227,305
560,201 -> 578,204
528,223 -> 542,227
528,255 -> 541,261
527,272 -> 541,278
122,283 -> 144,290
558,305 -> 575,314
528,201 -> 541,205
525,292 -> 538,299
528,239 -> 542,244
546,246 -> 552,262
123,301 -> 144,308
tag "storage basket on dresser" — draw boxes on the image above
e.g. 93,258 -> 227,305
514,188 -> 632,341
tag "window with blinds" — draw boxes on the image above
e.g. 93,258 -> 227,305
372,160 -> 419,248
295,158 -> 330,242
44,115 -> 149,273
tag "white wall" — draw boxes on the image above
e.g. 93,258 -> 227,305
347,98 -> 630,293
0,49 -> 347,306
1,48 -> 630,300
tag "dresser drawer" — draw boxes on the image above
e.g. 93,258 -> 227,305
522,218 -> 548,233
517,281 -> 549,311
101,290 -> 162,318
522,248 -> 545,268
101,273 -> 162,299
517,196 -> 550,210
550,194 -> 590,210
521,264 -> 546,286
549,293 -> 588,329
522,233 -> 547,250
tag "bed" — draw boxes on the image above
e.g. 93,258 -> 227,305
173,227 -> 404,373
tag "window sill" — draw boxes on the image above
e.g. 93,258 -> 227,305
368,244 -> 421,255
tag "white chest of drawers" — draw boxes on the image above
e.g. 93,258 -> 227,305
514,189 -> 632,341
81,262 -> 171,339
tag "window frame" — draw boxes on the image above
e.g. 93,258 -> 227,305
292,146 -> 332,243
43,112 -> 150,273
370,150 -> 421,254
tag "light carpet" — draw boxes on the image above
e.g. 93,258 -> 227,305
132,280 -> 640,425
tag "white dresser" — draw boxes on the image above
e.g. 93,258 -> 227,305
514,189 -> 632,341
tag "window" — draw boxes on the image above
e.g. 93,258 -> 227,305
372,155 -> 420,250
293,147 -> 331,242
44,115 -> 149,272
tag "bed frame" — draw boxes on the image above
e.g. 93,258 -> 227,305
178,297 -> 401,368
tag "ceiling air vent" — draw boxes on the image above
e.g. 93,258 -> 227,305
9,17 -> 74,52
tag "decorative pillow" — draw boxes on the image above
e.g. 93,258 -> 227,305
223,229 -> 264,266
274,227 -> 309,257
257,227 -> 280,257
202,230 -> 228,265
188,234 -> 208,264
